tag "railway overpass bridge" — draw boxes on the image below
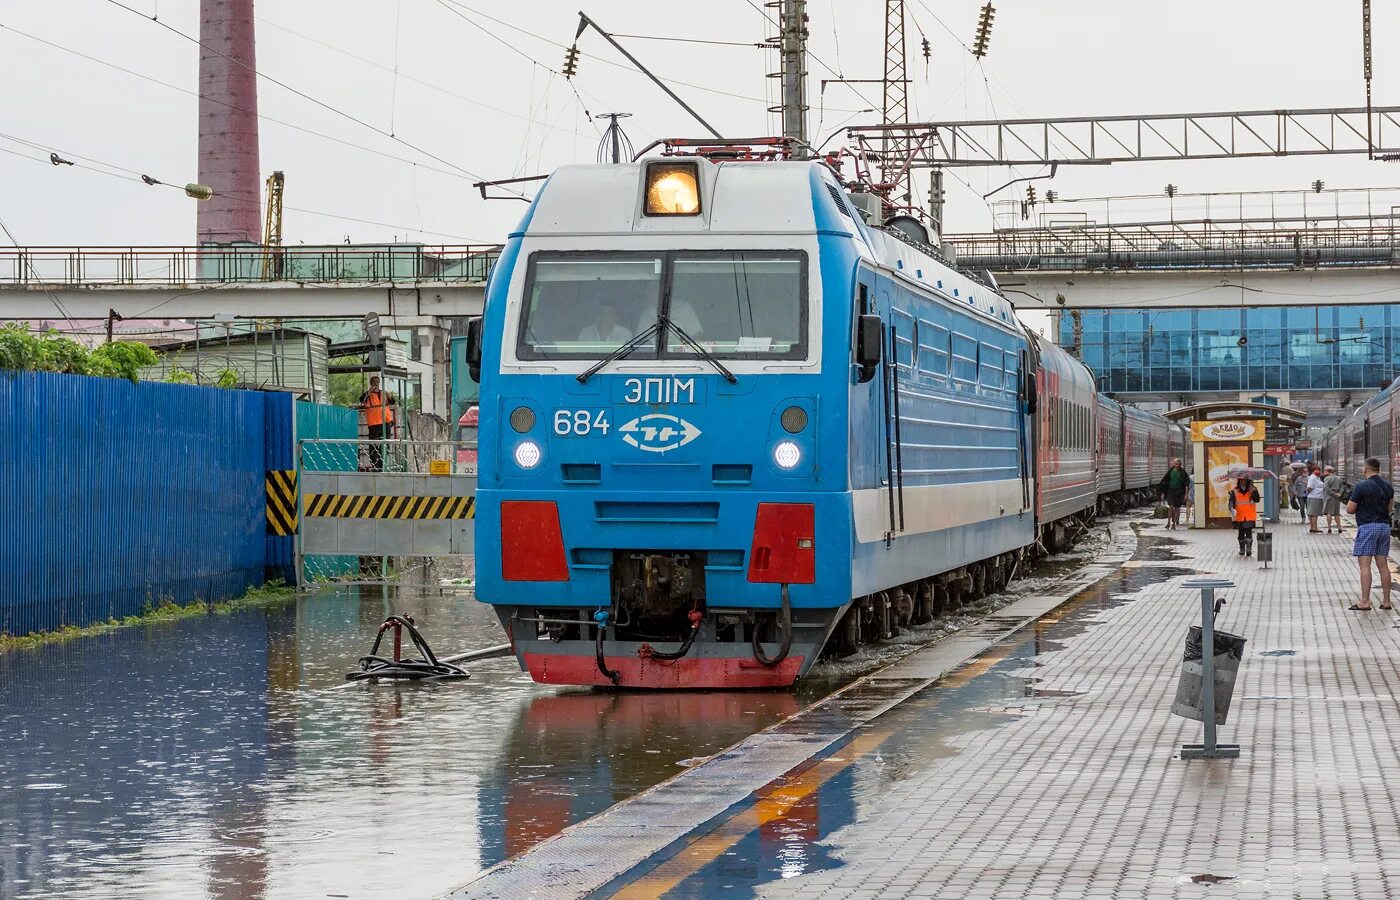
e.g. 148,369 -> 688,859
0,244 -> 495,320
944,217 -> 1400,308
945,218 -> 1400,426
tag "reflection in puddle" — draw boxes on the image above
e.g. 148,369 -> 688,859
0,588 -> 821,899
631,535 -> 1195,898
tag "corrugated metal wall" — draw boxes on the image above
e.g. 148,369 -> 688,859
0,371 -> 290,636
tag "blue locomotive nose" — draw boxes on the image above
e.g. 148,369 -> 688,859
468,154 -> 1186,690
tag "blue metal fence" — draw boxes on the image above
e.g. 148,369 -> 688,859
0,371 -> 290,636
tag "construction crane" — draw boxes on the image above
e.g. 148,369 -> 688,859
262,170 -> 285,280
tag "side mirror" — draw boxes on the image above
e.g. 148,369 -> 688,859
465,316 -> 483,384
855,314 -> 882,383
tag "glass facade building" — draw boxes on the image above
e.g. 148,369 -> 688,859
1058,304 -> 1398,394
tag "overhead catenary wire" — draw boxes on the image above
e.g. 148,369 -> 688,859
101,0 -> 501,189
0,22 -> 490,186
436,0 -> 868,113
0,135 -> 493,243
257,17 -> 596,140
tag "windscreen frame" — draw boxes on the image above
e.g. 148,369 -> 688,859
514,248 -> 810,363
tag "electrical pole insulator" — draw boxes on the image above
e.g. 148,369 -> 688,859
1313,179 -> 1325,193
921,37 -> 931,61
1045,189 -> 1057,203
1164,184 -> 1177,198
562,45 -> 581,78
1026,184 -> 1036,205
971,3 -> 995,58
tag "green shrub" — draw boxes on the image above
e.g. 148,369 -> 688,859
0,323 -> 158,383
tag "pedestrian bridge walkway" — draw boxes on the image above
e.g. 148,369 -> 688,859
0,244 -> 498,319
445,514 -> 1400,899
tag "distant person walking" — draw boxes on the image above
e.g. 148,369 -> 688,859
1305,464 -> 1327,533
1290,465 -> 1309,524
1323,464 -> 1347,534
357,375 -> 397,471
1229,475 -> 1261,557
1346,457 -> 1394,611
1157,458 -> 1191,530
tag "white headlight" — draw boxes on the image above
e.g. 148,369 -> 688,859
774,441 -> 801,470
513,440 -> 542,469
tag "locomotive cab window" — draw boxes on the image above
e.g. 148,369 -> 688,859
516,250 -> 807,361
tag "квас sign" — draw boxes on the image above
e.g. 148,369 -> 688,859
1190,419 -> 1265,442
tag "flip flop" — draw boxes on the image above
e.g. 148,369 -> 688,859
1349,604 -> 1374,611
1382,605 -> 1395,611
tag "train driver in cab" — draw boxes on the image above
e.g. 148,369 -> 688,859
578,299 -> 631,346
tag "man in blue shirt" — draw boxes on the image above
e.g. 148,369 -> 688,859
1346,457 -> 1395,611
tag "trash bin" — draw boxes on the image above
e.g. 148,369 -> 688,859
1255,530 -> 1273,563
1172,626 -> 1247,724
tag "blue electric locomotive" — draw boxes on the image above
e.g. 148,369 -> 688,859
466,144 -> 1183,689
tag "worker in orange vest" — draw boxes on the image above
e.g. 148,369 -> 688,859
357,375 -> 397,471
1228,474 -> 1261,557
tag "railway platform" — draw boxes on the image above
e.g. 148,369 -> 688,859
446,514 -> 1400,899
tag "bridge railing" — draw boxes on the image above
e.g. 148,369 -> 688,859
0,244 -> 502,286
946,220 -> 1400,272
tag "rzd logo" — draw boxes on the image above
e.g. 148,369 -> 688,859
619,413 -> 702,453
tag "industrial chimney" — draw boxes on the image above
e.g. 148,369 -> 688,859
196,0 -> 261,245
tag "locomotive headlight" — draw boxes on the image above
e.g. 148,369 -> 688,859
513,440 -> 542,469
644,162 -> 701,216
773,440 -> 802,470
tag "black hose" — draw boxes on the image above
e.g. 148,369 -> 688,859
347,615 -> 469,680
595,617 -> 621,685
646,627 -> 698,661
752,584 -> 792,667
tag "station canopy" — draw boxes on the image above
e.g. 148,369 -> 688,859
1162,401 -> 1307,430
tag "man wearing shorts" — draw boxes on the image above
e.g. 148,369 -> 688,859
1346,457 -> 1395,611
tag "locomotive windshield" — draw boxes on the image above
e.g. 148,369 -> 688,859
516,250 -> 806,360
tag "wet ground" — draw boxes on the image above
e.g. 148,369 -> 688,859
594,531 -> 1193,898
0,586 -> 844,899
0,527 -> 1125,899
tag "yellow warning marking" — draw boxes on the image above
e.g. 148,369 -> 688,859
611,643 -> 1018,897
302,493 -> 475,519
265,470 -> 298,536
429,459 -> 452,476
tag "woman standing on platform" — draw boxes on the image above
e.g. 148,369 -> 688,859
1290,464 -> 1309,524
1306,464 -> 1327,533
1323,464 -> 1346,534
1229,475 -> 1261,557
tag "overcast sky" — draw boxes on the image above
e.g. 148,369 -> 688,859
1,1 -> 1397,247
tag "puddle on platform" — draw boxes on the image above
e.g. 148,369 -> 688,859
0,586 -> 834,900
621,534 -> 1194,899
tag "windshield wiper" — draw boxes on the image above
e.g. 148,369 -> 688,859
576,321 -> 662,384
663,317 -> 737,384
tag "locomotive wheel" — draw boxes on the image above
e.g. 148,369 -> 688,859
893,588 -> 915,627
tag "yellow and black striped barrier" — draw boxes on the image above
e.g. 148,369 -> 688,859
265,470 -> 299,536
303,494 -> 475,520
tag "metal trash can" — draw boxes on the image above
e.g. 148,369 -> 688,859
1255,530 -> 1273,563
1172,626 -> 1248,724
